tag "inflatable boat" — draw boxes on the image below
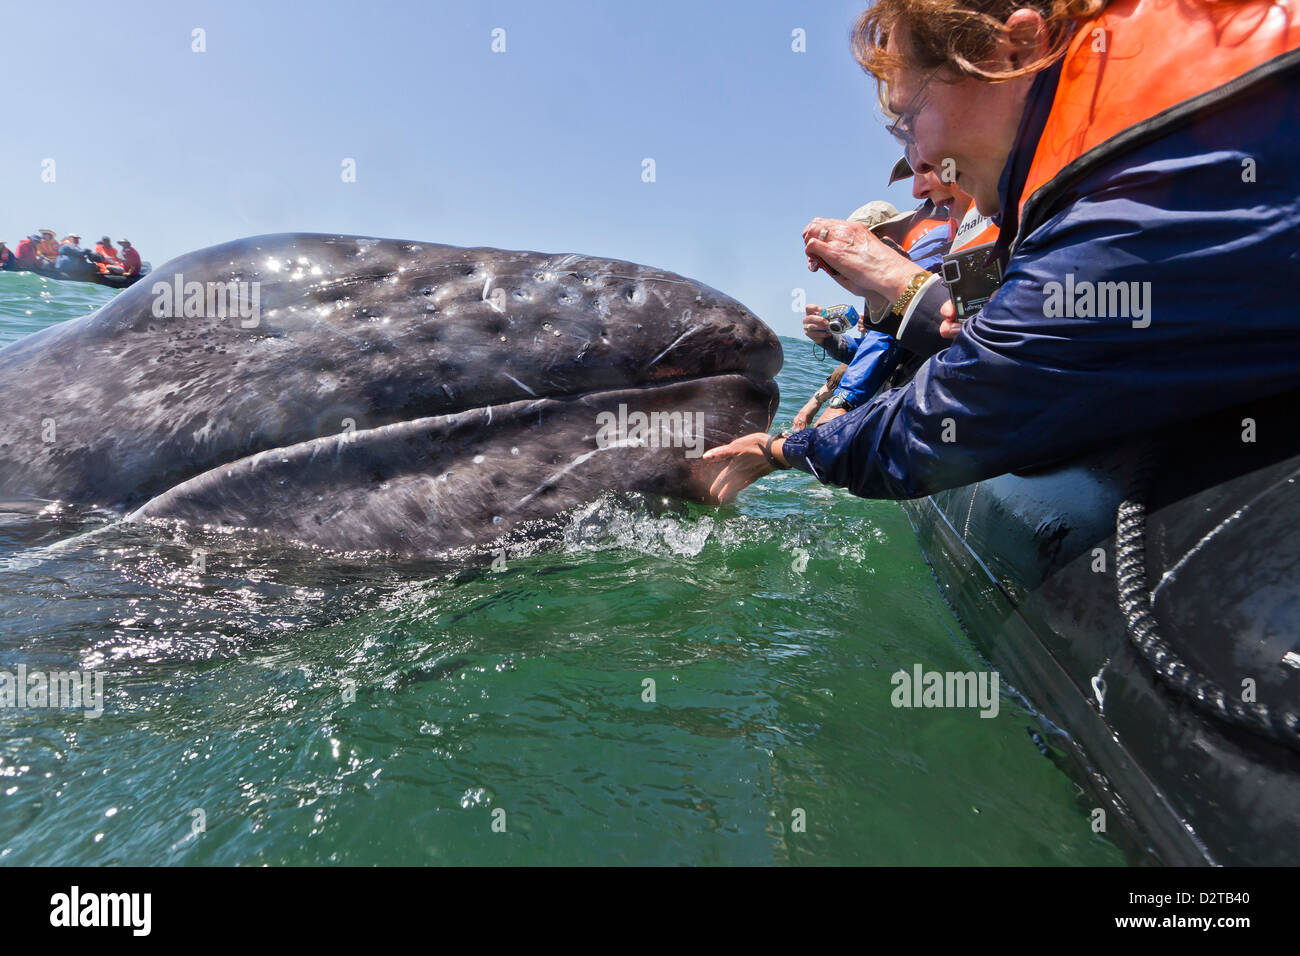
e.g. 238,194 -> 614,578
10,263 -> 148,289
900,391 -> 1300,865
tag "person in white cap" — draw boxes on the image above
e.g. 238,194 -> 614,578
56,234 -> 101,279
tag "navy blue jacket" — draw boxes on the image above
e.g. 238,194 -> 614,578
781,66 -> 1300,498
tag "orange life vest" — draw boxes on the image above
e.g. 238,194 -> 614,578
1017,0 -> 1300,244
94,243 -> 120,272
872,203 -> 949,252
900,210 -> 949,253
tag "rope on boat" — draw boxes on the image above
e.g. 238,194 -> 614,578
1115,451 -> 1300,753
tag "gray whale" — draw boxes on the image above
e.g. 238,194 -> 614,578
0,234 -> 781,556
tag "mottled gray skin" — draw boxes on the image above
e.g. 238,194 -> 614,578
0,234 -> 781,556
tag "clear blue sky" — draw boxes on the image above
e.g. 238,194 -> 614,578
1,0 -> 916,337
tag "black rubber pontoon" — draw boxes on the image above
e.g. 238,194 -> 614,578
900,393 -> 1300,865
10,264 -> 146,289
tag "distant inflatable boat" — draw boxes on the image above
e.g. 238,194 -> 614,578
7,263 -> 150,289
900,393 -> 1300,865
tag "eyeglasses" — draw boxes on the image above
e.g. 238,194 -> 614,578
885,67 -> 940,148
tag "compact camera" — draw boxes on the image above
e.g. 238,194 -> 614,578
822,304 -> 861,335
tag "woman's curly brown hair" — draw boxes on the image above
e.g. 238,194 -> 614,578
853,0 -> 1109,83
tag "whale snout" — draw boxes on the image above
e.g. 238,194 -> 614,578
0,233 -> 784,556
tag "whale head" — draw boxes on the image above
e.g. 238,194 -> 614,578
0,234 -> 782,557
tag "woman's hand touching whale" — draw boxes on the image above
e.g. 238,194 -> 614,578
702,433 -> 787,505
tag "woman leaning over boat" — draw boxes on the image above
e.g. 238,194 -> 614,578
704,0 -> 1300,501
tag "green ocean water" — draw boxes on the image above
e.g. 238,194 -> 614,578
0,270 -> 1124,865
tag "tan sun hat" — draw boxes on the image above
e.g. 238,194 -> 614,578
847,200 -> 901,228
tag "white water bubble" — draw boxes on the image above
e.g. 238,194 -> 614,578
460,787 -> 488,809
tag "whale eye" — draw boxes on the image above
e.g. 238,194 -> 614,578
420,286 -> 435,296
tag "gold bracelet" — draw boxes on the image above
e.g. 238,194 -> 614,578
890,271 -> 931,318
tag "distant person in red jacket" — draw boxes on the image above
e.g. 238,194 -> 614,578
0,242 -> 14,271
15,235 -> 41,270
118,239 -> 141,277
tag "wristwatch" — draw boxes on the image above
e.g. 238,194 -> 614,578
761,432 -> 790,470
826,395 -> 854,410
890,271 -> 932,318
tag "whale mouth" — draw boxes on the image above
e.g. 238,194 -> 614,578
127,372 -> 777,557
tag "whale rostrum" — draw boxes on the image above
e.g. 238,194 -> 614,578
0,234 -> 781,556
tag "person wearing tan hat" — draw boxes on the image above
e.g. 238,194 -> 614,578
36,230 -> 59,264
